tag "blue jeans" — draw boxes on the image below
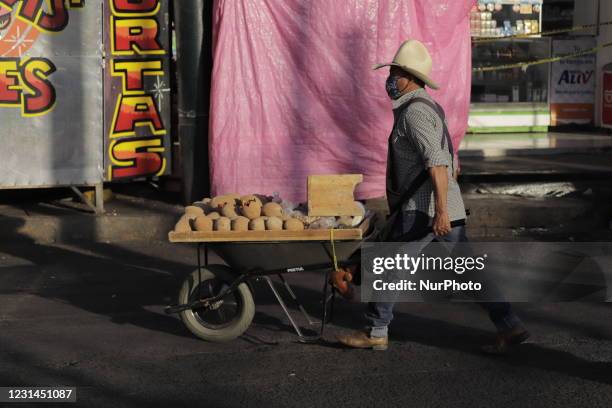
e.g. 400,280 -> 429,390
366,211 -> 522,338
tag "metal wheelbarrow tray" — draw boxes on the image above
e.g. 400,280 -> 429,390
166,214 -> 375,343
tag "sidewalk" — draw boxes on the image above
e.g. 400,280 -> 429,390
1,134 -> 611,243
0,192 -> 183,243
459,132 -> 612,158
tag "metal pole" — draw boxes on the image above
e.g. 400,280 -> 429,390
94,183 -> 104,214
278,274 -> 317,326
197,243 -> 202,299
172,0 -> 213,204
597,0 -> 602,36
263,276 -> 306,339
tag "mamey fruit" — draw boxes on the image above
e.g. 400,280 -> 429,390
210,194 -> 240,211
206,211 -> 221,220
193,198 -> 213,213
249,217 -> 266,231
231,216 -> 250,232
240,195 -> 263,219
214,217 -> 231,231
194,216 -> 213,232
262,202 -> 283,218
265,216 -> 283,231
284,218 -> 304,231
240,195 -> 262,207
221,202 -> 239,219
175,215 -> 192,232
185,206 -> 205,217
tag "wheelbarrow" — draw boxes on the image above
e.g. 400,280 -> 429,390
165,214 -> 376,343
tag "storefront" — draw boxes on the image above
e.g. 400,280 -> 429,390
468,0 -> 598,133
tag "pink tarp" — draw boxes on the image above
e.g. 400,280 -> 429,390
210,0 -> 474,202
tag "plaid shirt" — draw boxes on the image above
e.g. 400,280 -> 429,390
388,88 -> 466,222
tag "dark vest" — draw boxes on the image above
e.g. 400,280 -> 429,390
385,97 -> 454,214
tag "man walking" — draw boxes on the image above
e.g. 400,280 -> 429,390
337,40 -> 529,354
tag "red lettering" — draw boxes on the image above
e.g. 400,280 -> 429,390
112,59 -> 163,92
112,0 -> 159,14
21,58 -> 56,115
113,17 -> 163,54
17,0 -> 41,22
113,94 -> 164,135
110,138 -> 164,179
0,59 -> 21,105
38,0 -> 69,32
0,0 -> 73,32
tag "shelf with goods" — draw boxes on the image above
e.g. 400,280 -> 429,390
469,0 -> 551,133
470,0 -> 543,38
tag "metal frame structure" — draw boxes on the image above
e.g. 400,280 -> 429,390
0,183 -> 105,214
166,242 -> 354,343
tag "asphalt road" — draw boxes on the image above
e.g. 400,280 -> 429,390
0,240 -> 611,408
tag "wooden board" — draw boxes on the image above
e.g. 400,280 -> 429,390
169,213 -> 374,243
307,174 -> 363,216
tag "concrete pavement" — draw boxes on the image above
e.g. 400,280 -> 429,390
0,239 -> 611,407
0,141 -> 611,406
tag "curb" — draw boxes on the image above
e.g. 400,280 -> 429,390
1,195 -> 606,244
0,212 -> 178,244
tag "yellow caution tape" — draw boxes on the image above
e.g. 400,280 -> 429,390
473,41 -> 612,72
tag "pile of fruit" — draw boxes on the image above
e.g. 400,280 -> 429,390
173,194 -> 365,233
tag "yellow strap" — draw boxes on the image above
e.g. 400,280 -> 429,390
330,229 -> 339,271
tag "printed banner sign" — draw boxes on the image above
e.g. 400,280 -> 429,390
104,0 -> 172,181
0,0 -> 172,187
0,0 -> 103,187
550,38 -> 597,126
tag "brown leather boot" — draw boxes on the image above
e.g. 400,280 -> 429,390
481,326 -> 530,355
336,330 -> 388,351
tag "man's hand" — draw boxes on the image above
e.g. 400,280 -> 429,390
433,211 -> 451,236
429,166 -> 451,236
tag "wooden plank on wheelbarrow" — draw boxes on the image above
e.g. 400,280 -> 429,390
307,174 -> 363,216
168,228 -> 362,243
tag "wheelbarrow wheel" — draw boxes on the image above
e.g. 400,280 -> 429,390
178,265 -> 254,342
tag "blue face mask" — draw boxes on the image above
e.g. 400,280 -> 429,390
386,75 -> 404,100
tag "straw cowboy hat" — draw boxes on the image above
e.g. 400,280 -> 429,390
373,39 -> 440,90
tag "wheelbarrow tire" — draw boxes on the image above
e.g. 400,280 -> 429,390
179,265 -> 255,343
